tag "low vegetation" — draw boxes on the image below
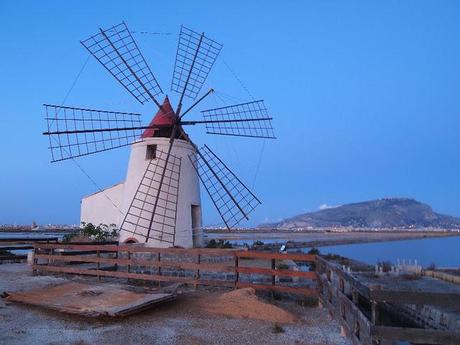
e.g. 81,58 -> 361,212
0,248 -> 14,257
205,239 -> 233,249
253,240 -> 264,246
271,323 -> 285,334
63,222 -> 119,242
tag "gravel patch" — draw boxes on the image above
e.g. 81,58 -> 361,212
0,264 -> 350,345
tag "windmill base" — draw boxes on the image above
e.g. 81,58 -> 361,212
80,180 -> 204,248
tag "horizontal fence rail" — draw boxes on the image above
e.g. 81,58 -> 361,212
316,256 -> 460,345
32,243 -> 318,296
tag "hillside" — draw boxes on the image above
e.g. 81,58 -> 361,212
260,198 -> 460,230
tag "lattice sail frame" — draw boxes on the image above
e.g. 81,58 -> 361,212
201,100 -> 275,139
171,26 -> 223,100
44,104 -> 143,162
189,145 -> 261,229
120,149 -> 181,245
44,22 -> 275,231
81,22 -> 163,105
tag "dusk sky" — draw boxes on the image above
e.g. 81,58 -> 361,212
1,1 -> 459,227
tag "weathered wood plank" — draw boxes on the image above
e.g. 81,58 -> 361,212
371,326 -> 460,345
316,256 -> 370,298
34,243 -> 237,256
35,254 -> 235,272
370,290 -> 460,308
33,264 -> 235,288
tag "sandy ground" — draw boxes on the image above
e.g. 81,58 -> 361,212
0,264 -> 349,345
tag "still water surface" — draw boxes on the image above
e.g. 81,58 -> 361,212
208,233 -> 460,268
315,236 -> 460,268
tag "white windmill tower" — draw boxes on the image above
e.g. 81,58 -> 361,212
43,23 -> 275,248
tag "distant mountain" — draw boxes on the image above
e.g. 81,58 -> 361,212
260,198 -> 460,230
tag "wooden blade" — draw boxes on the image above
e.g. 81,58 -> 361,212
200,100 -> 275,139
81,22 -> 163,107
119,148 -> 181,245
171,26 -> 222,103
189,145 -> 261,229
43,104 -> 142,162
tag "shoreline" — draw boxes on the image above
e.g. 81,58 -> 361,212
206,230 -> 460,248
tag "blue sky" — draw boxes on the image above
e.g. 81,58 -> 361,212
0,1 -> 459,226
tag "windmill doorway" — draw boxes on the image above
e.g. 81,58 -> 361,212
191,204 -> 202,247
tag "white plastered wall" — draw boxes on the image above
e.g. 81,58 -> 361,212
118,137 -> 202,248
80,182 -> 124,227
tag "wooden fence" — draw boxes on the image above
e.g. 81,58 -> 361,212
316,256 -> 460,345
32,243 -> 318,296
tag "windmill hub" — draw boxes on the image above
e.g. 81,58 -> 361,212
141,96 -> 186,140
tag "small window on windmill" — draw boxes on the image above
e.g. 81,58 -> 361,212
146,145 -> 157,160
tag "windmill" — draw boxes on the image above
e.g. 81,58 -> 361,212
43,22 -> 275,248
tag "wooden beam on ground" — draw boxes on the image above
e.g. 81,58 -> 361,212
370,290 -> 460,309
371,326 -> 460,345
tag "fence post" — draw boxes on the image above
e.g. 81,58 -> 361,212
97,250 -> 100,281
32,244 -> 38,275
271,258 -> 276,286
352,288 -> 359,305
157,252 -> 161,288
114,246 -> 118,272
371,301 -> 379,325
234,253 -> 239,288
196,253 -> 201,288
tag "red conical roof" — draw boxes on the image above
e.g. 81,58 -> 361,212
141,96 -> 177,138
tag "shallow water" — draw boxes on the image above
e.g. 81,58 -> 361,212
207,232 -> 460,268
314,236 -> 460,268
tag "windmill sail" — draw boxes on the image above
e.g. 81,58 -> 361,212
200,100 -> 275,139
171,26 -> 223,102
43,104 -> 142,162
81,22 -> 163,106
44,23 -> 274,241
120,149 -> 181,245
189,145 -> 261,229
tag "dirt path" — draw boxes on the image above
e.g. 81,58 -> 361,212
0,264 -> 350,345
